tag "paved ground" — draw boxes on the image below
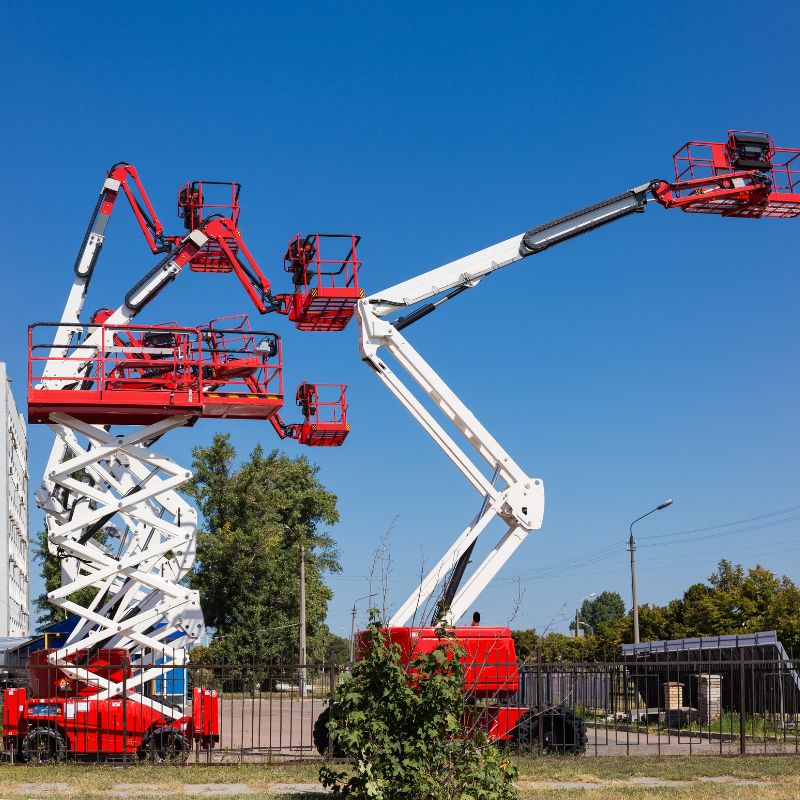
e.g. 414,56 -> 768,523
211,699 -> 793,759
215,697 -> 322,760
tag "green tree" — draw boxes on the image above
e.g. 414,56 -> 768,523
188,433 -> 341,664
321,613 -> 518,799
579,591 -> 626,632
510,629 -> 538,662
325,632 -> 351,666
627,560 -> 800,651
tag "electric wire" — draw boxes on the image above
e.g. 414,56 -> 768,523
494,503 -> 800,585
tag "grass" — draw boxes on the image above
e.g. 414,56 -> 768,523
2,755 -> 800,798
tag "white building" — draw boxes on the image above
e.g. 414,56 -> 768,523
0,363 -> 28,637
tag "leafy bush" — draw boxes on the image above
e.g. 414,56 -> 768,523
319,612 -> 517,800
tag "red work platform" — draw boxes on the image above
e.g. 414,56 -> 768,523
28,316 -> 284,425
662,130 -> 800,218
280,233 -> 363,331
294,382 -> 349,446
178,181 -> 243,273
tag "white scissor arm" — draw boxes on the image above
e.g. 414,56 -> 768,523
361,181 -> 663,627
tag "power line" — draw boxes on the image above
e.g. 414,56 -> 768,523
494,502 -> 800,585
640,514 -> 800,549
638,504 -> 800,541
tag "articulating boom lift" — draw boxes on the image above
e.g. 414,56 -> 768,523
6,167 -> 360,763
312,130 -> 800,754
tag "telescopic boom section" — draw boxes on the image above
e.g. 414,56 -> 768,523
361,129 -> 799,627
49,163 -> 176,366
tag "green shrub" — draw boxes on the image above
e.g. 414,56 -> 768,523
319,612 -> 517,800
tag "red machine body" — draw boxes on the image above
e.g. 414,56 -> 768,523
3,686 -> 219,758
354,626 -> 524,742
3,651 -> 219,759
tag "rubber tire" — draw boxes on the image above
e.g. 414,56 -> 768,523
312,707 -> 345,758
514,708 -> 588,755
139,727 -> 191,764
21,727 -> 67,764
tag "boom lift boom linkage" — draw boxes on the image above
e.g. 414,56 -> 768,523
360,131 -> 800,628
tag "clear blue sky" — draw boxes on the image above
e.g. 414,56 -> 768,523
2,1 -> 798,639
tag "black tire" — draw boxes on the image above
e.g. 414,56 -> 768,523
139,727 -> 191,764
514,707 -> 588,755
21,727 -> 67,764
313,707 -> 345,758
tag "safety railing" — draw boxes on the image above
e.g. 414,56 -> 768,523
178,181 -> 241,232
673,133 -> 800,199
284,233 -> 362,293
28,320 -> 284,422
296,382 -> 348,427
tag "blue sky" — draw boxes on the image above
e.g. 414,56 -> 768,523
2,1 -> 799,639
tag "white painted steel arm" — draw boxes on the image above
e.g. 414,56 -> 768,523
358,304 -> 544,626
366,183 -> 655,318
363,182 -> 661,626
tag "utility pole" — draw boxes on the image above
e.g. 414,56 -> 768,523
299,542 -> 307,696
575,607 -> 580,639
629,499 -> 673,645
628,530 -> 639,645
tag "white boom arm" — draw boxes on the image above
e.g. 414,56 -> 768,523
361,182 -> 661,627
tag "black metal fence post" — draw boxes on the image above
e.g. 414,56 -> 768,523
122,665 -> 128,768
739,648 -> 746,755
328,651 -> 336,759
536,646 -> 543,756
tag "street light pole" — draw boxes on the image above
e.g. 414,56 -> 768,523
574,592 -> 596,638
629,498 -> 673,644
349,593 -> 377,662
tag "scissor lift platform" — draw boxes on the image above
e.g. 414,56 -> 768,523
28,317 -> 284,425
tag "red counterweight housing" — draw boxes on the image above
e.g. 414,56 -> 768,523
280,234 -> 364,331
178,181 -> 243,272
344,626 -> 528,744
294,382 -> 349,446
360,626 -> 520,699
657,130 -> 800,218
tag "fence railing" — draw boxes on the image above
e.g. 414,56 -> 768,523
2,655 -> 800,764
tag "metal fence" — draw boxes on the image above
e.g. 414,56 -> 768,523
3,654 -> 800,765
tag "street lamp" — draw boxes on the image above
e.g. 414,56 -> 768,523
629,498 -> 673,644
574,592 -> 596,638
349,593 -> 377,662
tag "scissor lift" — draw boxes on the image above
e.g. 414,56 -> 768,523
12,163 -> 355,763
